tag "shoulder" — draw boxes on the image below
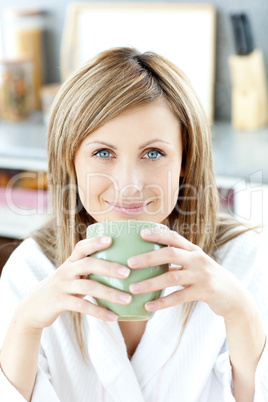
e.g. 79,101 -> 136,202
0,238 -> 56,344
3,237 -> 55,273
214,229 -> 264,285
215,229 -> 260,262
0,238 -> 56,298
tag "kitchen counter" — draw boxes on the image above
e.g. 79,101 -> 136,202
211,122 -> 268,184
0,113 -> 47,171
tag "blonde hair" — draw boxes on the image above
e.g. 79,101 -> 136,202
33,47 -> 249,357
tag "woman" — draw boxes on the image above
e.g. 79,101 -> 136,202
0,47 -> 267,402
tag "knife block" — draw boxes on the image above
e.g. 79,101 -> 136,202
228,49 -> 268,130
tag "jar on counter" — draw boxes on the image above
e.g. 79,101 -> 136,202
40,83 -> 61,125
0,59 -> 34,121
3,8 -> 46,110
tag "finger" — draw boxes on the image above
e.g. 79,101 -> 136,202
144,286 -> 199,312
140,228 -> 196,251
67,279 -> 132,306
69,257 -> 131,280
62,295 -> 118,321
127,246 -> 190,270
68,236 -> 112,262
129,269 -> 194,294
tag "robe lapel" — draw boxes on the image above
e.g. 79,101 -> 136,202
86,314 -> 144,402
85,286 -> 183,399
131,286 -> 183,390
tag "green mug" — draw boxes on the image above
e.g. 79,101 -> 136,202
86,220 -> 169,321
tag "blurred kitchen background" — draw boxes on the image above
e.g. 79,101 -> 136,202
0,0 -> 267,271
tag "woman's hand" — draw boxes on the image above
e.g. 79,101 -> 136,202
127,228 -> 252,321
1,236 -> 133,401
15,236 -> 133,331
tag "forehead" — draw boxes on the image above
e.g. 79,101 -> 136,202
83,98 -> 181,145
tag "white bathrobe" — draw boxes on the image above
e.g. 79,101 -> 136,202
0,232 -> 267,402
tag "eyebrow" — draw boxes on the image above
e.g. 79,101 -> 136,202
84,138 -> 171,150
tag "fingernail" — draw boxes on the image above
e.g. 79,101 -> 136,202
100,236 -> 111,244
117,267 -> 130,278
119,293 -> 132,303
145,302 -> 156,311
141,228 -> 152,235
128,256 -> 139,267
129,283 -> 141,293
107,312 -> 118,321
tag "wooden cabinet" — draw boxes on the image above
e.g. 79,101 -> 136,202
0,112 -> 48,239
0,113 -> 47,270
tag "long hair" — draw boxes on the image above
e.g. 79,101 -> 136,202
32,47 -> 249,357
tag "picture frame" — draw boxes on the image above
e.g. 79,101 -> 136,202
61,2 -> 216,121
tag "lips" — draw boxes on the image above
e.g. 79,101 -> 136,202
105,201 -> 152,216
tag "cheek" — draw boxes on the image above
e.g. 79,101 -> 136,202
152,164 -> 181,195
145,166 -> 180,213
76,172 -> 113,206
169,167 -> 181,208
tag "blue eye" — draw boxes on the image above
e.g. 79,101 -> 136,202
144,149 -> 165,160
94,149 -> 113,159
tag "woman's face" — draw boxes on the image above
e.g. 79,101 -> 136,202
74,98 -> 183,223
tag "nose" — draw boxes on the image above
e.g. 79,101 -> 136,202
115,162 -> 143,199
